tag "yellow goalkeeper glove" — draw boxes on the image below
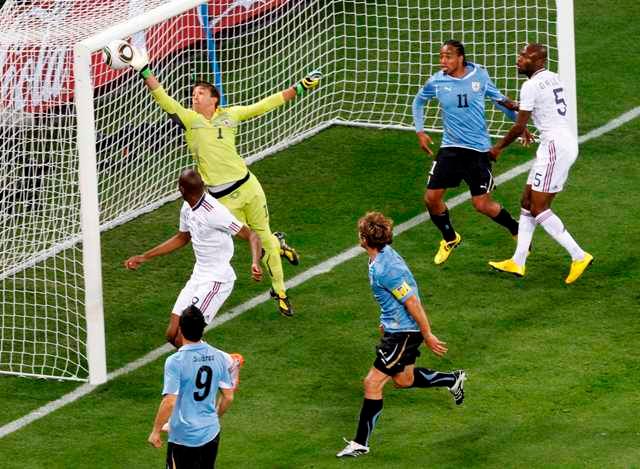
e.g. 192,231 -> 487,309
295,70 -> 322,97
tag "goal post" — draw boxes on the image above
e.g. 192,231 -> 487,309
74,0 -> 208,386
1,0 -> 576,384
556,0 -> 578,137
74,41 -> 107,385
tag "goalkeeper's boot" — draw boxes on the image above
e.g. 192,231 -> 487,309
448,370 -> 467,406
488,258 -> 525,278
336,438 -> 369,458
565,252 -> 594,284
434,232 -> 462,265
270,289 -> 294,317
274,231 -> 300,266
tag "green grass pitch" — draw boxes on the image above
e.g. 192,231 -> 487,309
1,0 -> 639,467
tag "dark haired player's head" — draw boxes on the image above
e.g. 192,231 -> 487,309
440,40 -> 467,76
191,80 -> 221,114
443,40 -> 466,63
180,305 -> 207,342
193,80 -> 221,102
178,168 -> 205,203
358,212 -> 394,251
517,43 -> 547,77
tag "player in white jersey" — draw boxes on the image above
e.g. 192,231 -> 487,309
124,168 -> 263,346
488,44 -> 593,284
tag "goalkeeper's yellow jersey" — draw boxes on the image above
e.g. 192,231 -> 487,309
151,86 -> 286,186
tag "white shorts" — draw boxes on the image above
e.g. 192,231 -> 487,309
172,278 -> 234,323
527,138 -> 578,193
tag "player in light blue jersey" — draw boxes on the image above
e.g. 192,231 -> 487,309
148,306 -> 234,469
337,212 -> 466,458
413,40 -> 530,265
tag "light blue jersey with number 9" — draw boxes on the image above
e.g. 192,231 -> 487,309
163,342 -> 233,447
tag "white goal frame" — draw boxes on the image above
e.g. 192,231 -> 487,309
74,0 -> 207,385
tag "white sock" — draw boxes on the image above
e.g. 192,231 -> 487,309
535,209 -> 585,261
513,208 -> 536,266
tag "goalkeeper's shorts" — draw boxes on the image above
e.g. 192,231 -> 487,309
213,172 -> 272,235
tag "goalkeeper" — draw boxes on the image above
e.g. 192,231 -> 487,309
123,46 -> 322,317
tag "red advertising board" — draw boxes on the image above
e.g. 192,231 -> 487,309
0,0 -> 290,113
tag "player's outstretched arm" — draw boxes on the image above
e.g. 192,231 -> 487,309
235,226 -> 263,282
490,109 -> 532,160
412,85 -> 435,156
493,99 -> 534,149
233,70 -> 321,122
124,231 -> 191,270
116,45 -> 196,131
404,295 -> 448,357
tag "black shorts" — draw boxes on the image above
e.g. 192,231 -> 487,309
373,331 -> 423,376
167,433 -> 220,469
427,147 -> 495,196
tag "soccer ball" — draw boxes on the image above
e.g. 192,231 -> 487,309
102,40 -> 133,70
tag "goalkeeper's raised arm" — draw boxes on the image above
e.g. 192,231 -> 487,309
122,44 -> 321,124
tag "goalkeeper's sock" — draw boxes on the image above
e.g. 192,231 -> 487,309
411,368 -> 456,388
431,209 -> 457,242
354,398 -> 383,446
491,207 -> 519,236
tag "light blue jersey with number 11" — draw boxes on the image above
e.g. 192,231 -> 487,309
163,342 -> 233,447
412,62 -> 516,152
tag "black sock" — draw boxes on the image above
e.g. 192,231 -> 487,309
431,209 -> 457,242
411,368 -> 456,388
354,398 -> 383,446
491,207 -> 519,236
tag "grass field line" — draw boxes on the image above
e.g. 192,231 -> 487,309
1,106 -> 638,440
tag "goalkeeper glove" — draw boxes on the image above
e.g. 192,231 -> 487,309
123,45 -> 152,79
295,70 -> 322,97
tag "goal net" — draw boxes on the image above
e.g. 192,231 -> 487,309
0,0 -> 569,383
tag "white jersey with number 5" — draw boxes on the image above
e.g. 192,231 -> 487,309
519,69 -> 576,143
520,69 -> 578,193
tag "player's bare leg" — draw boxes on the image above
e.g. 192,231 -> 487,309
472,193 -> 519,237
